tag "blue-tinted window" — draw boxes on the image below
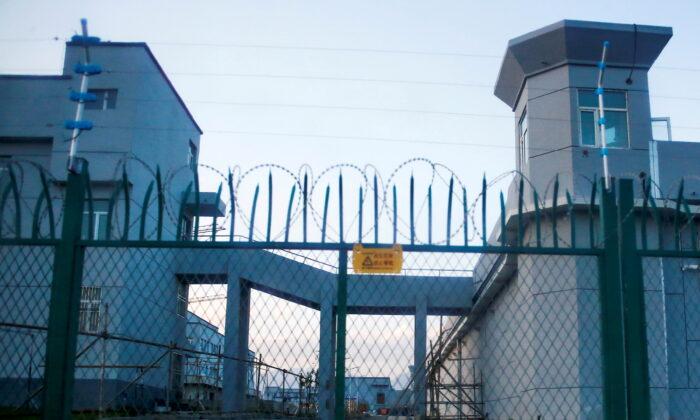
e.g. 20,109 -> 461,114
605,111 -> 629,148
578,89 -> 626,109
580,111 -> 596,146
578,89 -> 629,147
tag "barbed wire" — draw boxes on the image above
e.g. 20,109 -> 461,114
2,157 -> 699,247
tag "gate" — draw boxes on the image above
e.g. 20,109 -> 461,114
0,158 -> 680,419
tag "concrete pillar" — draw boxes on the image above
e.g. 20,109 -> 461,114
318,280 -> 336,420
222,275 -> 251,412
414,297 -> 427,418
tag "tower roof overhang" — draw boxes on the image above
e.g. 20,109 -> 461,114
494,20 -> 673,110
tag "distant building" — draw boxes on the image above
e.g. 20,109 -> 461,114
344,376 -> 395,414
183,312 -> 255,408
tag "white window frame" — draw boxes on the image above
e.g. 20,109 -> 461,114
86,89 -> 118,110
83,200 -> 109,240
79,286 -> 101,333
85,211 -> 108,240
577,89 -> 630,149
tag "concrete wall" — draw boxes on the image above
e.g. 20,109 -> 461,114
460,254 -> 602,418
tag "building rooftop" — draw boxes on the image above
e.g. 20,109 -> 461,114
494,19 -> 673,109
65,40 -> 203,134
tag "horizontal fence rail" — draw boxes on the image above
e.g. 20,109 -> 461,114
2,157 -> 698,419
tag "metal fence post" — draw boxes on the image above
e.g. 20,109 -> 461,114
334,249 -> 348,419
43,162 -> 87,419
598,180 -> 628,419
618,179 -> 651,419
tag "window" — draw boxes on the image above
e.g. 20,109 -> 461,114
171,353 -> 184,390
578,89 -> 628,148
518,110 -> 529,170
79,286 -> 101,333
85,89 -> 118,110
82,200 -> 109,239
188,141 -> 198,170
376,392 -> 385,405
177,281 -> 188,317
180,215 -> 193,240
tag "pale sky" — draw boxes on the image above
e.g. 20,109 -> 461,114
2,1 -> 699,241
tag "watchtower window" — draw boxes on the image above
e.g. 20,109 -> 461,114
85,89 -> 118,110
578,89 -> 628,148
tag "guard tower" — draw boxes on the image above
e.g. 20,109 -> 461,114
494,20 -> 672,197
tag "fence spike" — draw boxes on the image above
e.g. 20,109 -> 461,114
482,174 -> 487,246
552,175 -> 559,248
338,172 -> 344,243
106,178 -> 121,240
284,184 -> 296,243
499,191 -> 506,246
33,170 -> 56,239
7,165 -> 20,239
534,190 -> 541,247
0,182 -> 10,239
193,167 -> 200,241
566,190 -> 575,248
227,169 -> 234,242
517,177 -> 524,247
266,172 -> 273,242
682,197 -> 697,251
428,184 -> 433,245
139,181 -> 154,240
675,180 -> 684,251
121,170 -> 130,241
176,182 -> 193,241
373,175 -> 379,244
358,187 -> 363,243
393,185 -> 397,244
589,178 -> 597,248
649,190 -> 662,249
410,175 -> 415,245
303,172 -> 308,243
462,187 -> 468,246
321,184 -> 330,243
641,177 -> 649,250
446,177 -> 454,246
31,193 -> 45,239
156,166 -> 164,241
211,182 -> 223,242
84,168 -> 93,240
249,184 -> 260,242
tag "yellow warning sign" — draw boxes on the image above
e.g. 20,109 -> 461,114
352,244 -> 403,274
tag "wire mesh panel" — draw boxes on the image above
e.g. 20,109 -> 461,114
342,250 -> 473,417
641,256 -> 700,419
412,254 -> 603,419
0,245 -> 55,416
66,246 -> 339,418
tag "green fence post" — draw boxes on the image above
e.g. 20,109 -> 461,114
618,179 -> 651,419
334,249 -> 348,419
599,179 -> 628,419
43,161 -> 88,419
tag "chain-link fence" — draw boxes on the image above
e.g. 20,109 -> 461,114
0,245 -> 55,413
2,165 -> 696,419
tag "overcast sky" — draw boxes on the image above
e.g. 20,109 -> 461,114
2,1 -> 699,232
